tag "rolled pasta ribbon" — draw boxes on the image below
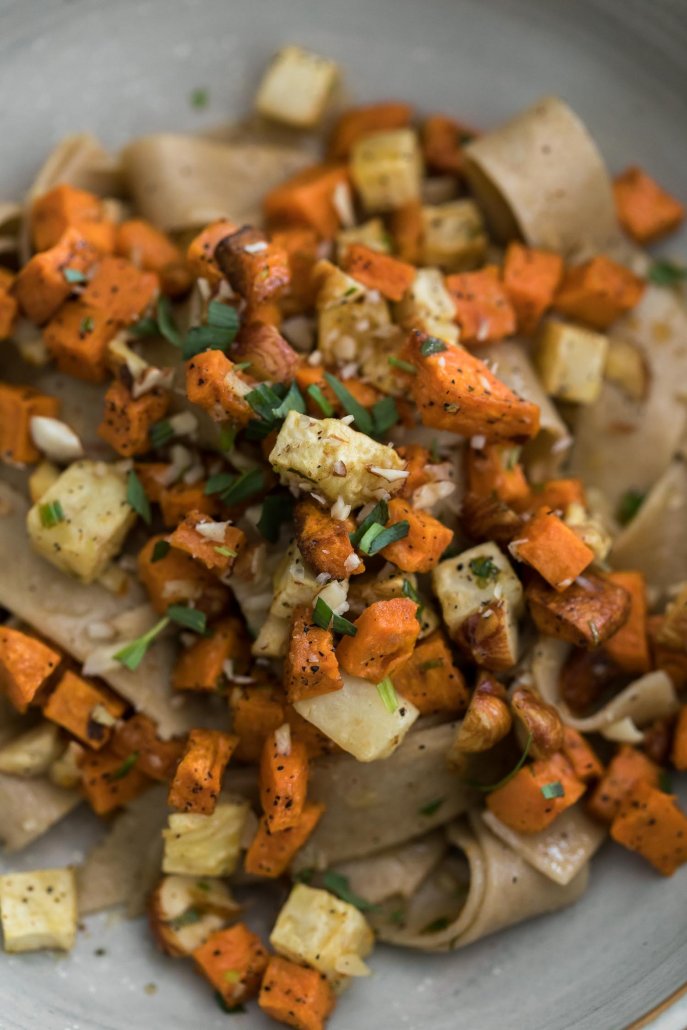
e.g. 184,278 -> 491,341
329,833 -> 447,907
0,772 -> 80,852
375,814 -> 588,951
26,133 -> 123,202
463,96 -> 619,256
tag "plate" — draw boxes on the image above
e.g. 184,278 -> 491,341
0,1 -> 686,1027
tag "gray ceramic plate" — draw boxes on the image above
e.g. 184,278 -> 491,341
1,0 -> 686,1027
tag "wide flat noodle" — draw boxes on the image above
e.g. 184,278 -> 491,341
26,133 -> 123,202
531,636 -> 679,732
571,286 -> 687,508
77,786 -> 167,917
481,806 -> 607,886
121,134 -> 311,232
330,833 -> 447,906
464,96 -> 619,256
377,814 -> 588,951
292,722 -> 473,870
0,483 -> 210,738
611,460 -> 687,592
0,773 -> 80,852
480,340 -> 572,478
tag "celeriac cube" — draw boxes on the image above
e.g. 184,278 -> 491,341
294,673 -> 419,761
255,46 -> 338,129
535,320 -> 608,404
270,883 -> 374,986
315,259 -> 392,365
26,460 -> 136,583
336,218 -> 391,261
420,199 -> 488,271
269,410 -> 407,506
604,336 -> 648,401
350,129 -> 423,212
28,460 -> 60,503
0,722 -> 64,777
270,542 -> 350,619
393,267 -> 459,344
162,798 -> 249,877
252,613 -> 291,659
0,867 -> 77,952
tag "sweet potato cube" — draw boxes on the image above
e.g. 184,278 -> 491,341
167,511 -> 245,574
526,572 -> 631,648
168,728 -> 237,815
259,954 -> 335,1030
31,184 -> 114,254
336,597 -> 420,682
465,443 -> 529,506
43,669 -> 126,749
14,228 -> 99,325
110,713 -> 184,781
0,627 -> 61,713
445,266 -> 516,345
260,731 -> 309,832
98,379 -> 170,457
245,804 -> 325,879
587,745 -> 660,824
611,781 -> 687,875
231,686 -> 287,764
486,752 -> 586,833
561,726 -> 604,783
0,269 -> 18,339
293,499 -> 362,580
172,617 -> 251,692
392,632 -> 468,715
378,497 -> 453,573
0,383 -> 60,464
672,706 -> 687,772
185,351 -> 253,426
613,167 -> 685,244
214,225 -> 290,308
43,300 -> 121,383
328,102 -> 413,161
341,243 -> 415,302
604,571 -> 650,675
263,163 -> 350,239
193,923 -> 268,1007
422,113 -> 475,176
517,478 -> 586,515
502,242 -> 563,335
137,534 -> 229,616
509,507 -> 594,591
284,605 -> 344,704
158,483 -> 219,528
115,219 -> 192,297
390,199 -> 423,264
78,745 -> 153,815
80,256 -> 159,324
554,256 -> 644,330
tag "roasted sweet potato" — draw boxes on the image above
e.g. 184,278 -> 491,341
553,256 -> 644,330
263,164 -> 350,239
167,511 -> 245,575
43,669 -> 126,749
502,243 -> 563,335
460,492 -> 524,545
115,219 -> 192,297
137,534 -> 229,617
14,228 -> 99,325
168,728 -> 238,815
613,167 -> 685,244
284,605 -> 343,703
245,804 -> 325,879
587,745 -> 660,824
31,184 -> 114,254
336,597 -> 420,682
392,632 -> 468,715
110,713 -> 184,781
294,499 -> 363,580
611,781 -> 687,875
0,627 -> 61,712
232,322 -> 299,384
172,616 -> 251,692
259,954 -> 335,1030
159,483 -> 219,528
390,199 -> 423,264
561,726 -> 604,783
465,444 -> 529,507
78,745 -> 153,815
0,383 -> 60,464
186,218 -> 238,285
0,269 -> 18,340
259,730 -> 309,832
672,706 -> 687,772
509,507 -> 594,592
80,256 -> 159,324
328,102 -> 413,160
603,571 -> 650,675
486,752 -> 585,834
379,497 -> 453,573
97,380 -> 170,457
341,243 -> 415,302
215,226 -> 290,308
185,351 -> 254,426
445,266 -> 516,345
422,113 -> 475,176
43,300 -> 121,383
193,924 -> 268,1007
526,572 -> 631,649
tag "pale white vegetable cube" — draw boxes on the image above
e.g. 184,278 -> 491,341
269,410 -> 406,506
604,336 -> 648,401
28,461 -> 60,503
315,259 -> 392,365
270,883 -> 374,986
420,199 -> 488,271
162,799 -> 249,877
535,320 -> 608,404
256,46 -> 338,129
0,723 -> 64,777
271,542 -> 320,618
393,267 -> 459,344
294,673 -> 419,761
350,129 -> 423,212
252,614 -> 291,659
336,217 -> 391,261
26,460 -> 136,583
0,868 -> 77,952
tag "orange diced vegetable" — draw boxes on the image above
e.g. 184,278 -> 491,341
465,444 -> 529,506
510,507 -> 594,591
260,730 -> 309,832
0,268 -> 18,339
263,164 -> 350,239
587,745 -> 660,823
672,706 -> 687,771
43,300 -> 121,383
397,444 -> 433,498
259,954 -> 335,1030
270,226 -> 320,312
80,256 -> 159,324
137,534 -> 229,617
159,483 -> 219,528
110,713 -> 184,781
97,379 -> 170,457
445,266 -> 516,345
392,632 -> 469,715
186,218 -> 238,285
526,572 -> 631,648
294,499 -> 363,580
378,497 -> 453,573
168,728 -> 237,815
14,227 -> 99,325
516,477 -> 586,515
245,803 -> 325,879
231,686 -> 287,764
134,462 -> 170,503
422,114 -> 475,176
486,752 -> 586,833
167,511 -> 245,574
284,605 -> 344,703
185,350 -> 253,426
336,597 -> 420,682
172,616 -> 251,692
502,242 -> 563,335
390,199 -> 423,264
341,243 -> 415,302
43,669 -> 126,749
78,745 -> 153,815
0,627 -> 61,712
0,382 -> 60,464
232,322 -> 299,384
328,102 -> 413,160
115,218 -> 192,297
193,924 -> 268,1007
406,330 -> 540,442
648,615 -> 687,692
31,184 -> 115,254
604,571 -> 650,675
611,781 -> 687,876
613,167 -> 685,244
215,226 -> 290,308
561,726 -> 604,783
554,256 -> 644,330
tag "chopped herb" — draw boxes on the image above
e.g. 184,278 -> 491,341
214,992 -> 246,1015
616,488 -> 645,526
214,546 -> 237,558
38,500 -> 65,528
149,419 -> 174,448
156,296 -> 183,348
388,356 -> 417,374
245,382 -> 284,423
293,868 -> 315,884
402,578 -> 424,623
151,540 -> 171,563
349,500 -> 388,547
658,769 -> 673,794
469,555 -> 500,585
207,300 -> 238,330
357,521 -> 385,554
108,751 -> 140,781
323,373 -> 373,435
182,324 -> 235,360
114,616 -> 170,671
376,676 -> 398,713
190,87 -> 209,109
219,425 -> 237,451
130,316 -> 159,339
419,797 -> 445,816
167,604 -> 207,635
419,336 -> 447,357
388,909 -> 406,926
126,469 -> 151,524
80,315 -> 94,334
205,468 -> 265,506
271,382 -> 306,420
233,361 -> 251,372
332,612 -> 357,637
465,733 -> 533,793
503,446 -> 522,471
371,395 -> 399,436
257,493 -> 295,544
588,620 -> 600,647
63,267 -> 87,284
168,907 -> 202,931
421,916 -> 450,934
419,658 -> 444,672
429,438 -> 441,463
322,871 -> 376,911
363,520 -> 410,555
306,383 -> 334,417
312,597 -> 357,637
540,781 -> 565,800
647,259 -> 687,287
